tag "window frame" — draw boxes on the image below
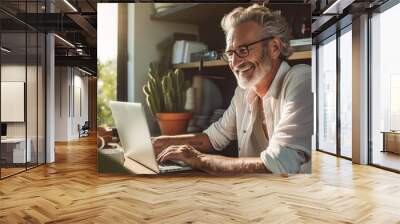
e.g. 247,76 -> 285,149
315,22 -> 353,161
367,0 -> 400,173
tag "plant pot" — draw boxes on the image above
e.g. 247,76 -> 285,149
156,112 -> 192,135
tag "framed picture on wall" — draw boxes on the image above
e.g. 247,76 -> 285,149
1,81 -> 25,122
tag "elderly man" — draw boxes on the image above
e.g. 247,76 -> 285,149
154,4 -> 312,174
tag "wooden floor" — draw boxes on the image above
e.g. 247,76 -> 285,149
372,150 -> 400,171
1,135 -> 400,223
1,167 -> 26,178
1,163 -> 46,178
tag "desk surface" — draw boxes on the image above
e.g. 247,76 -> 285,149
381,131 -> 400,134
1,138 -> 27,143
123,154 -> 157,174
99,146 -> 197,175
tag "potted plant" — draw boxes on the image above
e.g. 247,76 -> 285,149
143,63 -> 192,135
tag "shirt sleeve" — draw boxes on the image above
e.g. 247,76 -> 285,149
260,65 -> 313,174
203,88 -> 240,151
261,144 -> 307,174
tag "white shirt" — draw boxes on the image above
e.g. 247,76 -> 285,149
203,61 -> 312,174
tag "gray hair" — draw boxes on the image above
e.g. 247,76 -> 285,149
221,4 -> 293,59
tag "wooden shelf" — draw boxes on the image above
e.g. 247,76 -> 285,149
173,51 -> 311,69
289,50 -> 311,60
174,59 -> 226,69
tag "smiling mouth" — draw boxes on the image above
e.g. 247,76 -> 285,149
236,65 -> 255,77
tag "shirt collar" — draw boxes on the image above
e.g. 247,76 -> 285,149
245,61 -> 291,105
266,61 -> 290,99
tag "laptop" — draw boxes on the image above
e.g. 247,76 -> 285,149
109,101 -> 192,174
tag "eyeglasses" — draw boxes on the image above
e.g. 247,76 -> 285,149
222,36 -> 274,62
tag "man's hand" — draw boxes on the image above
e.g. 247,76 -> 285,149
152,133 -> 215,156
151,136 -> 173,156
156,144 -> 203,168
156,144 -> 270,175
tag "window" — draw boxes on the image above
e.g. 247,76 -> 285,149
0,1 -> 46,179
317,35 -> 337,154
390,74 -> 400,130
339,26 -> 352,158
97,4 -> 118,128
370,2 -> 400,171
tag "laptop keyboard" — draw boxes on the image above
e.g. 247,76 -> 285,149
158,160 -> 192,173
159,161 -> 178,167
159,160 -> 188,167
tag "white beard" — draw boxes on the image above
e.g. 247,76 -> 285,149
233,48 -> 272,89
235,64 -> 270,89
236,71 -> 264,89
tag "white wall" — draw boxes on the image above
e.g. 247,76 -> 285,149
55,67 -> 89,141
1,65 -> 36,137
1,65 -> 26,140
55,66 -> 68,141
130,3 -> 199,133
1,63 -> 46,164
72,74 -> 89,137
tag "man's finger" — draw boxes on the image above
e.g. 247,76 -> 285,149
156,146 -> 177,162
159,150 -> 180,163
156,147 -> 169,161
157,150 -> 172,163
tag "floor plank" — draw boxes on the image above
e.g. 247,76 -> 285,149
0,135 -> 400,223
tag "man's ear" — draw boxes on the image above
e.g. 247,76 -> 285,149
268,38 -> 282,60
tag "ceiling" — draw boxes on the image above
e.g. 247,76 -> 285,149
311,0 -> 390,41
0,0 -> 97,75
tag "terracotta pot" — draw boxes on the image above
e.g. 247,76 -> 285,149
156,112 -> 192,135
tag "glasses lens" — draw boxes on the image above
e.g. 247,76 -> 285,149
236,46 -> 249,57
222,46 -> 249,62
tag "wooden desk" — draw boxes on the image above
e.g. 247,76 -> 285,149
98,145 -> 158,174
1,138 -> 32,164
381,131 -> 400,154
98,145 -> 196,175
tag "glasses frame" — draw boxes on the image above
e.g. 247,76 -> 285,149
222,36 -> 274,62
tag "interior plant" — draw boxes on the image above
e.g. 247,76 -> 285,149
143,62 -> 192,135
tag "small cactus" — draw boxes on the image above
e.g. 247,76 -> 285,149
143,63 -> 189,116
143,62 -> 163,116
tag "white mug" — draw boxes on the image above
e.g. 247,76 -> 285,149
98,136 -> 105,149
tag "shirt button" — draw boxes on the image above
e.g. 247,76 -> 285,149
243,130 -> 246,133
